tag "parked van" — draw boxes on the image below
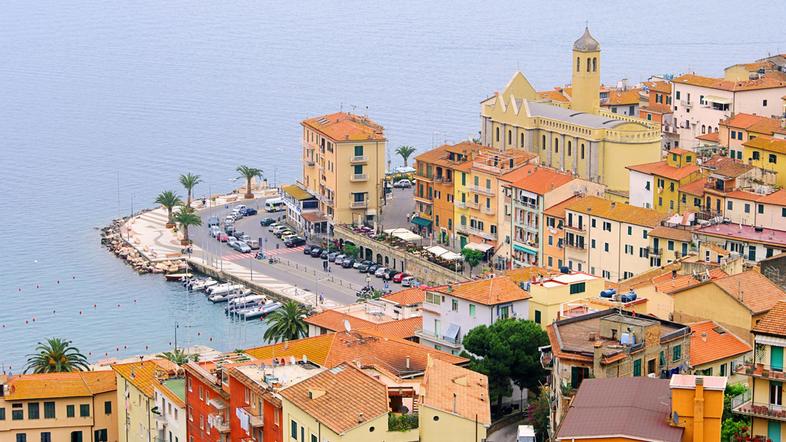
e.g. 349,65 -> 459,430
264,198 -> 285,212
401,276 -> 417,287
517,425 -> 535,442
245,239 -> 260,250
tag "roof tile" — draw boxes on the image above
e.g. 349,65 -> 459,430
689,321 -> 751,366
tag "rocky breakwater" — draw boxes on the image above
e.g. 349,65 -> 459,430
100,215 -> 186,274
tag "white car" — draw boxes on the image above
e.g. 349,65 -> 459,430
334,254 -> 346,265
374,267 -> 388,277
234,204 -> 247,211
209,226 -> 221,237
268,223 -> 282,232
393,179 -> 412,188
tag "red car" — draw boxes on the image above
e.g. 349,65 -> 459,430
392,272 -> 409,283
216,233 -> 229,242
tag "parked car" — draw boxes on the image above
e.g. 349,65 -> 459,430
207,216 -> 220,227
304,244 -> 315,254
401,276 -> 417,287
341,258 -> 355,268
242,207 -> 258,216
233,242 -> 251,253
281,233 -> 298,242
367,264 -> 379,274
392,272 -> 409,283
260,217 -> 276,226
374,267 -> 387,277
267,222 -> 282,232
238,234 -> 251,243
310,247 -> 323,257
234,204 -> 247,211
285,237 -> 306,247
393,179 -> 412,188
384,268 -> 399,280
334,254 -> 346,265
320,250 -> 329,259
327,252 -> 339,262
209,226 -> 221,237
225,225 -> 235,235
246,239 -> 260,250
358,263 -> 370,273
216,233 -> 229,242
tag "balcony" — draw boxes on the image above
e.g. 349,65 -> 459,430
350,155 -> 368,164
679,99 -> 692,108
648,247 -> 663,257
465,200 -> 480,209
470,186 -> 495,196
319,195 -> 334,206
481,206 -> 495,215
565,241 -> 585,250
305,159 -> 315,166
415,328 -> 462,349
434,176 -> 452,184
735,362 -> 786,381
243,407 -> 264,428
210,415 -> 230,433
414,194 -> 433,205
350,200 -> 368,209
732,390 -> 786,422
457,225 -> 496,241
564,223 -> 586,232
350,174 -> 368,182
415,174 -> 433,183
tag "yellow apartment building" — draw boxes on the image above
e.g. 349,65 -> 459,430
0,371 -> 117,442
563,196 -> 667,282
627,148 -> 703,213
648,226 -> 694,267
480,28 -> 661,194
301,112 -> 387,226
523,271 -> 606,328
112,359 -> 178,442
743,136 -> 786,189
720,113 -> 785,159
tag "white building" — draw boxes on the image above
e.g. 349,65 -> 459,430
628,169 -> 654,209
153,378 -> 186,442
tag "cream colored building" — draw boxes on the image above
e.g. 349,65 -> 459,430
112,359 -> 178,442
480,28 -> 661,194
563,196 -> 667,282
0,371 -> 117,442
524,271 -> 606,328
301,112 -> 387,226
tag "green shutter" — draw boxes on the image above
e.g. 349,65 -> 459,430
772,346 -> 784,371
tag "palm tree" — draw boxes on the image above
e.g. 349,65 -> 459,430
395,145 -> 416,167
24,338 -> 89,373
158,348 -> 196,365
236,165 -> 263,199
263,300 -> 309,343
173,205 -> 202,244
179,173 -> 202,207
155,190 -> 182,227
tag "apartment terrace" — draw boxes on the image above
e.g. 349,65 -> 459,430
733,389 -> 786,422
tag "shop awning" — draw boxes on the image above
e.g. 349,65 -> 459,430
384,228 -> 422,242
513,243 -> 537,255
706,95 -> 732,105
411,216 -> 432,228
440,251 -> 462,261
282,184 -> 316,201
426,245 -> 450,256
464,242 -> 493,253
444,323 -> 461,340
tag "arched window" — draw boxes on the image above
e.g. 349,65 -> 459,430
507,130 -> 512,145
701,125 -> 706,134
568,140 -> 572,156
586,57 -> 591,72
495,127 -> 499,142
577,57 -> 580,72
715,127 -> 719,133
520,133 -> 525,147
554,138 -> 559,153
592,57 -> 597,72
542,135 -> 547,150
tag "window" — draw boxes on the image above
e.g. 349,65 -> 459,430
782,208 -> 786,218
581,143 -> 585,159
495,127 -> 499,142
753,151 -> 760,160
672,344 -> 682,362
720,363 -> 727,377
668,240 -> 674,251
627,226 -> 632,235
469,304 -> 476,318
745,203 -> 750,214
591,219 -> 596,228
311,436 -> 318,442
12,404 -> 23,420
659,351 -> 666,366
507,130 -> 512,144
16,435 -> 26,442
629,105 -> 635,115
451,299 -> 458,312
591,239 -> 596,249
764,99 -> 768,107
643,230 -> 648,239
104,401 -> 111,415
0,408 -> 4,420
41,433 -> 52,442
79,404 -> 89,417
759,204 -> 765,214
70,431 -> 83,442
534,310 -> 542,324
770,382 -> 783,406
354,145 -> 363,156
67,405 -> 75,418
42,402 -> 54,419
728,201 -> 733,210
770,154 -> 778,164
676,91 -> 681,100
569,282 -> 586,294
353,164 -> 363,174
604,242 -> 609,252
633,359 -> 642,376
94,429 -> 108,442
27,403 -> 39,420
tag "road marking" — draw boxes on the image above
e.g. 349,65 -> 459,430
221,246 -> 304,262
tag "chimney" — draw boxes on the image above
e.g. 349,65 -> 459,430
671,269 -> 677,280
693,377 -> 705,442
308,389 -> 326,400
592,341 -> 604,379
405,356 -> 411,369
452,393 -> 458,414
357,413 -> 365,423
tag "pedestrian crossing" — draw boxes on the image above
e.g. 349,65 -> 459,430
222,246 -> 304,262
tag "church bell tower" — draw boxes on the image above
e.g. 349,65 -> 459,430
571,27 -> 601,114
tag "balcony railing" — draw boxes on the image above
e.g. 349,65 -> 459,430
415,328 -> 462,348
565,241 -> 585,250
319,195 -> 334,206
470,186 -> 495,196
465,201 -> 480,209
350,155 -> 368,164
243,407 -> 264,428
481,206 -> 495,215
414,195 -> 433,204
733,390 -> 786,422
210,415 -> 230,433
350,174 -> 368,182
648,247 -> 663,257
305,159 -> 315,166
457,225 -> 496,240
350,200 -> 368,209
434,176 -> 452,184
735,362 -> 786,381
679,99 -> 692,108
564,223 -> 586,232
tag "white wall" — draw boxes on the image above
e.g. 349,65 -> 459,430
629,170 -> 654,209
154,387 -> 186,442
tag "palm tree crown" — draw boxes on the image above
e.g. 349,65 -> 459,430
173,205 -> 202,243
395,145 -> 416,167
155,190 -> 182,223
263,300 -> 309,343
236,165 -> 263,199
25,338 -> 89,373
179,173 -> 202,207
158,348 -> 197,365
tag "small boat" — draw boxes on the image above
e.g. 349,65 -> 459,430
207,284 -> 244,296
208,288 -> 251,303
206,282 -> 233,295
165,272 -> 192,282
196,279 -> 218,291
225,295 -> 266,313
238,300 -> 282,320
188,278 -> 217,291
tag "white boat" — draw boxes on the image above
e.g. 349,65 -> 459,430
207,284 -> 244,296
208,288 -> 251,303
225,295 -> 266,312
238,300 -> 283,320
205,282 -> 232,295
187,278 -> 217,291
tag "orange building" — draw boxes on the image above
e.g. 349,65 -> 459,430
542,196 -> 584,270
640,80 -> 673,124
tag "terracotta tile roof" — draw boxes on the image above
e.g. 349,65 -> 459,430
4,371 -> 116,400
713,271 -> 786,314
641,103 -> 673,114
724,190 -> 765,201
702,155 -> 754,178
643,81 -> 672,94
651,268 -> 727,294
302,112 -> 385,142
556,378 -> 683,442
674,73 -> 786,92
363,317 -> 422,339
430,276 -> 530,305
689,321 -> 751,367
696,132 -> 720,143
414,142 -> 480,169
626,160 -> 700,181
648,226 -> 693,242
510,167 -> 574,195
759,189 -> 786,206
537,89 -> 570,103
750,118 -> 786,135
566,196 -> 667,228
280,363 -> 389,435
679,178 -> 707,196
744,135 -> 786,155
721,113 -> 782,133
111,359 -> 178,398
603,88 -> 642,106
381,288 -> 425,306
421,357 -> 491,425
304,309 -> 422,339
499,163 -> 537,184
543,196 -> 583,219
503,266 -> 551,284
244,330 -> 466,376
752,300 -> 786,337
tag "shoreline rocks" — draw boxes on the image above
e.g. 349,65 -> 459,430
100,213 -> 186,275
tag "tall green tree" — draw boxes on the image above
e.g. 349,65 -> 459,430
24,338 -> 89,373
236,165 -> 264,199
461,248 -> 485,276
155,190 -> 182,225
179,173 -> 202,207
263,301 -> 309,343
343,243 -> 359,259
395,145 -> 416,167
462,319 -> 549,408
173,205 -> 202,244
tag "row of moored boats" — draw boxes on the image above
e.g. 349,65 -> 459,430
182,277 -> 283,320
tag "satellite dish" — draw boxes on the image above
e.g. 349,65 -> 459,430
672,411 -> 679,425
344,319 -> 352,333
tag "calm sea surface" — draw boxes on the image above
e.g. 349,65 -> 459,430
1,0 -> 785,370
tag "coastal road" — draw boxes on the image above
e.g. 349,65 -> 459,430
190,197 -> 404,306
